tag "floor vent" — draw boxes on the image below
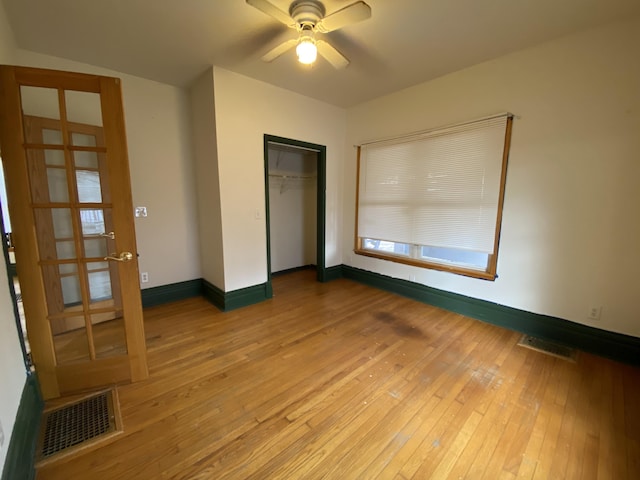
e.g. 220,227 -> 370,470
517,334 -> 577,362
37,389 -> 121,464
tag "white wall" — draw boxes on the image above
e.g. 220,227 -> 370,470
268,147 -> 317,273
190,70 -> 225,288
0,1 -> 27,471
13,50 -> 201,289
212,67 -> 346,291
344,16 -> 640,337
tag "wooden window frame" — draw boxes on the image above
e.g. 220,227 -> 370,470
354,115 -> 513,281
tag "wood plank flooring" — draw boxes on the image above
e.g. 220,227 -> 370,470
36,270 -> 640,479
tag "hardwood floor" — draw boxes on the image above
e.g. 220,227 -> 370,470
36,270 -> 640,479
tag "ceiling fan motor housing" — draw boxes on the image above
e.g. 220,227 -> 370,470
290,0 -> 325,28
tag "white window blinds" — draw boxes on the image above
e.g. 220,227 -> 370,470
358,115 -> 510,254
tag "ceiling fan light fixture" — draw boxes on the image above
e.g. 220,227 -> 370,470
296,38 -> 317,64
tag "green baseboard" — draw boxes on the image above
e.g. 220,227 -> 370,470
139,269 -> 344,312
136,269 -> 639,365
1,373 -> 43,480
202,279 -> 271,312
319,265 -> 343,282
141,279 -> 203,308
342,265 -> 640,365
202,279 -> 225,310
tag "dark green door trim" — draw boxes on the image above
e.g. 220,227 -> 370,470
263,135 -> 327,293
0,201 -> 30,369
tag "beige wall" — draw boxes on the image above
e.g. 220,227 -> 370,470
211,67 -> 346,291
190,69 -> 225,288
0,1 -> 26,471
344,16 -> 640,337
13,50 -> 201,289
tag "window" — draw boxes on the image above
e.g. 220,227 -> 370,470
355,114 -> 513,280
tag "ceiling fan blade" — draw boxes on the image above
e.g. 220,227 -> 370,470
261,38 -> 298,62
246,0 -> 295,27
317,1 -> 372,33
316,40 -> 349,69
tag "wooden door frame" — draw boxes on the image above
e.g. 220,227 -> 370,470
263,134 -> 327,297
0,65 -> 148,399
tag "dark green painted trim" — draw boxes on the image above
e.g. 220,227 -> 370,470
263,134 -> 327,291
1,373 -> 43,480
342,265 -> 640,366
202,279 -> 225,310
140,279 -> 203,308
319,265 -> 343,282
202,279 -> 271,312
225,283 -> 271,311
315,145 -> 327,283
0,202 -> 30,368
263,136 -> 273,296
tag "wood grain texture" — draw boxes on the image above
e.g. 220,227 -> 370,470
36,270 -> 640,479
0,65 -> 147,398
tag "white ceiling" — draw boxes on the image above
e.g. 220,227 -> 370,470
4,0 -> 640,107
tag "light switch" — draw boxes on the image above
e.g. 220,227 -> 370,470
135,206 -> 148,218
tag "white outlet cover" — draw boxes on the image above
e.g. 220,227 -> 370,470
135,206 -> 148,218
588,306 -> 602,320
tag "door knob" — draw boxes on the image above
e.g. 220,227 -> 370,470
105,251 -> 134,262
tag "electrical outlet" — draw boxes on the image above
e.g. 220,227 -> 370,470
134,206 -> 148,218
141,272 -> 149,283
588,305 -> 601,320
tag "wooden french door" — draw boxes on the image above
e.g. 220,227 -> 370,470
0,66 -> 148,399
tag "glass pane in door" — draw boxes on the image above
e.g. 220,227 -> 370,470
52,315 -> 90,364
46,168 -> 69,202
79,208 -> 105,235
60,267 -> 82,307
84,238 -> 108,258
87,268 -> 112,303
65,90 -> 103,127
74,150 -> 99,169
71,132 -> 98,147
42,128 -> 63,145
76,170 -> 102,203
26,149 -> 69,203
44,149 -> 65,166
33,208 -> 77,261
20,86 -> 60,122
92,313 -> 127,359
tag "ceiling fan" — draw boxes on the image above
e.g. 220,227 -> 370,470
246,0 -> 372,69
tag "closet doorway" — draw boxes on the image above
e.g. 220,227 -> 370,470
263,135 -> 326,294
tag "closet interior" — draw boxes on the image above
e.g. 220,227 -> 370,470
267,143 -> 318,275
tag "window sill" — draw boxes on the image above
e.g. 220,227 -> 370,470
353,249 -> 497,281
